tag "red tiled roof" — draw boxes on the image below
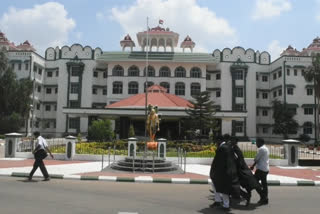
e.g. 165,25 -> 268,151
106,85 -> 192,109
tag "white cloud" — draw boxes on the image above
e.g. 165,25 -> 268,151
110,0 -> 237,52
96,12 -> 105,21
252,0 -> 292,20
0,2 -> 75,55
267,40 -> 285,61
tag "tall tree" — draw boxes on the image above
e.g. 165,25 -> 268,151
185,91 -> 218,142
303,53 -> 320,142
272,100 -> 299,139
0,50 -> 33,134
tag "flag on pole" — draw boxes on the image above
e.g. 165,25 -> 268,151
159,19 -> 164,25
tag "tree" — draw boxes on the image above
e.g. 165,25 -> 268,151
303,53 -> 320,142
272,100 -> 299,139
185,91 -> 218,142
88,119 -> 114,142
0,50 -> 33,134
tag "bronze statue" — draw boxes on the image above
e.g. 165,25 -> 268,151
146,104 -> 160,142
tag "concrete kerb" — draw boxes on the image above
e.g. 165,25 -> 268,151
1,171 -> 319,186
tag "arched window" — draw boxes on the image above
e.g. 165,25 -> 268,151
112,81 -> 123,94
303,122 -> 313,135
159,66 -> 171,77
112,65 -> 124,76
160,82 -> 170,93
191,83 -> 201,96
128,65 -> 140,76
175,82 -> 185,95
190,67 -> 201,78
143,65 -> 155,77
128,81 -> 139,94
144,81 -> 154,92
175,66 -> 186,77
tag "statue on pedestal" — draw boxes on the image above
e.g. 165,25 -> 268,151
146,104 -> 160,149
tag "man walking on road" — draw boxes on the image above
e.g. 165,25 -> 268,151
28,131 -> 54,181
250,138 -> 269,205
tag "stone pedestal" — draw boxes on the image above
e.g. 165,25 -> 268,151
157,138 -> 167,158
282,139 -> 300,166
128,137 -> 137,157
5,133 -> 22,158
65,135 -> 76,160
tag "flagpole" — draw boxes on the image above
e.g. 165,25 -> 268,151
144,17 -> 149,153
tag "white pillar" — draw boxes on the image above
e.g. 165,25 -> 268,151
5,133 -> 23,158
157,138 -> 167,159
65,135 -> 76,160
128,137 -> 137,157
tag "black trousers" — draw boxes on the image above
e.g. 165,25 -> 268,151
29,150 -> 49,179
254,169 -> 269,200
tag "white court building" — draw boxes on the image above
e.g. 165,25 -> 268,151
0,26 -> 319,142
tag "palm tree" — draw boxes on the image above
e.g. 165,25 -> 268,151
303,53 -> 320,143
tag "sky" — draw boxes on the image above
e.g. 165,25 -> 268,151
0,0 -> 319,60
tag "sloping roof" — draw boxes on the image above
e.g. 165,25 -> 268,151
106,85 -> 192,109
97,51 -> 216,63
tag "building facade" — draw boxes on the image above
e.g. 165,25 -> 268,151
1,27 -> 319,142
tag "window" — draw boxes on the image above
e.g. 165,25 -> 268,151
144,66 -> 155,77
256,92 -> 259,98
278,71 -> 282,78
262,127 -> 268,134
113,81 -> 123,94
190,67 -> 201,78
235,121 -> 243,133
103,71 -> 107,78
235,104 -> 244,111
70,84 -> 79,94
36,103 -> 40,110
256,109 -> 259,116
128,66 -> 140,77
191,83 -> 201,96
71,66 -> 80,76
307,88 -> 313,96
37,86 -> 41,93
160,82 -> 170,93
128,82 -> 139,94
159,66 -> 170,77
175,82 -> 185,95
273,91 -> 277,98
262,75 -> 268,82
206,74 -> 211,80
45,105 -> 51,111
47,71 -> 52,77
112,65 -> 124,76
103,88 -> 107,95
273,73 -> 277,80
303,122 -> 313,135
294,69 -> 297,76
287,88 -> 294,95
262,110 -> 268,116
46,88 -> 52,94
54,105 -> 57,111
174,66 -> 186,78
235,87 -> 243,97
256,74 -> 259,81
38,69 -> 42,75
45,122 -> 50,129
304,108 -> 313,115
262,92 -> 268,99
93,71 -> 98,77
55,87 -> 58,94
92,88 -> 97,95
234,70 -> 243,80
56,70 -> 59,77
33,65 -> 37,72
287,69 -> 290,76
216,90 -> 221,97
144,81 -> 154,92
18,63 -> 21,70
216,73 -> 221,80
53,120 -> 56,129
69,117 -> 80,129
70,101 -> 80,108
278,89 -> 282,96
25,63 -> 29,70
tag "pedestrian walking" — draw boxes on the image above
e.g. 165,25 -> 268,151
231,137 -> 259,206
250,138 -> 269,205
28,131 -> 54,181
209,134 -> 238,211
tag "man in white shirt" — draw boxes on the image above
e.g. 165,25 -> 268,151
28,131 -> 54,181
250,138 -> 269,205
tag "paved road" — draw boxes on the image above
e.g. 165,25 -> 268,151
0,177 -> 319,214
